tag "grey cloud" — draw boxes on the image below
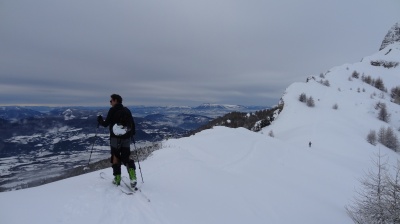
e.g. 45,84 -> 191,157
0,0 -> 399,106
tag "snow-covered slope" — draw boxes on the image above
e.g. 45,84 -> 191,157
0,124 -> 398,224
271,42 -> 400,148
1,33 -> 400,224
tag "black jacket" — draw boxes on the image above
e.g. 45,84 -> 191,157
99,103 -> 135,139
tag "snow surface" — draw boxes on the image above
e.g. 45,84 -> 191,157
1,43 -> 400,224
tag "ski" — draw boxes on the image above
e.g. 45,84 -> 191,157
121,176 -> 138,191
122,176 -> 151,202
99,172 -> 150,202
99,172 -> 135,195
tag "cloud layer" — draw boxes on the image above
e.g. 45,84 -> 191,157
1,0 -> 399,106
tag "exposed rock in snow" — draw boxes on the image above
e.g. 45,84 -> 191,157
380,22 -> 400,50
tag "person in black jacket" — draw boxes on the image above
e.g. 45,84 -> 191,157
97,94 -> 137,188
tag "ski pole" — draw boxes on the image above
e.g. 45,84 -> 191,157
132,138 -> 144,183
84,123 -> 99,170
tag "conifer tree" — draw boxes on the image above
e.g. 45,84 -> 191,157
306,96 -> 315,107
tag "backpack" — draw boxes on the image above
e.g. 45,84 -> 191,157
113,107 -> 134,136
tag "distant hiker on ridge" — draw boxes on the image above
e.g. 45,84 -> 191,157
97,94 -> 137,188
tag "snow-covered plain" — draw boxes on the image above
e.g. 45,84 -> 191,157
1,43 -> 400,223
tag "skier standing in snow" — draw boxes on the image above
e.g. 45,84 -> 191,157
97,94 -> 137,188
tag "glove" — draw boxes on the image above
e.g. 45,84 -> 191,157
97,115 -> 103,123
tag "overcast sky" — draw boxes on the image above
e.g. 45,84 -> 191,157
1,0 -> 399,107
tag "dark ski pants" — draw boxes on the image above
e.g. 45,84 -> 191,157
110,137 -> 136,176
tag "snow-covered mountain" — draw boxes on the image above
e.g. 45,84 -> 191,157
1,24 -> 400,224
0,106 -> 44,121
194,103 -> 247,110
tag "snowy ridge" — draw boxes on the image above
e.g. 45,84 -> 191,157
62,109 -> 75,120
194,103 -> 246,110
1,41 -> 400,224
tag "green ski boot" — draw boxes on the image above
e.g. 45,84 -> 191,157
113,174 -> 121,186
128,168 -> 137,188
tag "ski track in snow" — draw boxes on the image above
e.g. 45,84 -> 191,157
58,172 -> 163,224
0,124 -> 395,224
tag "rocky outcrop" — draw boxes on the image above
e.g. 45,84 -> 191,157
380,22 -> 400,50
